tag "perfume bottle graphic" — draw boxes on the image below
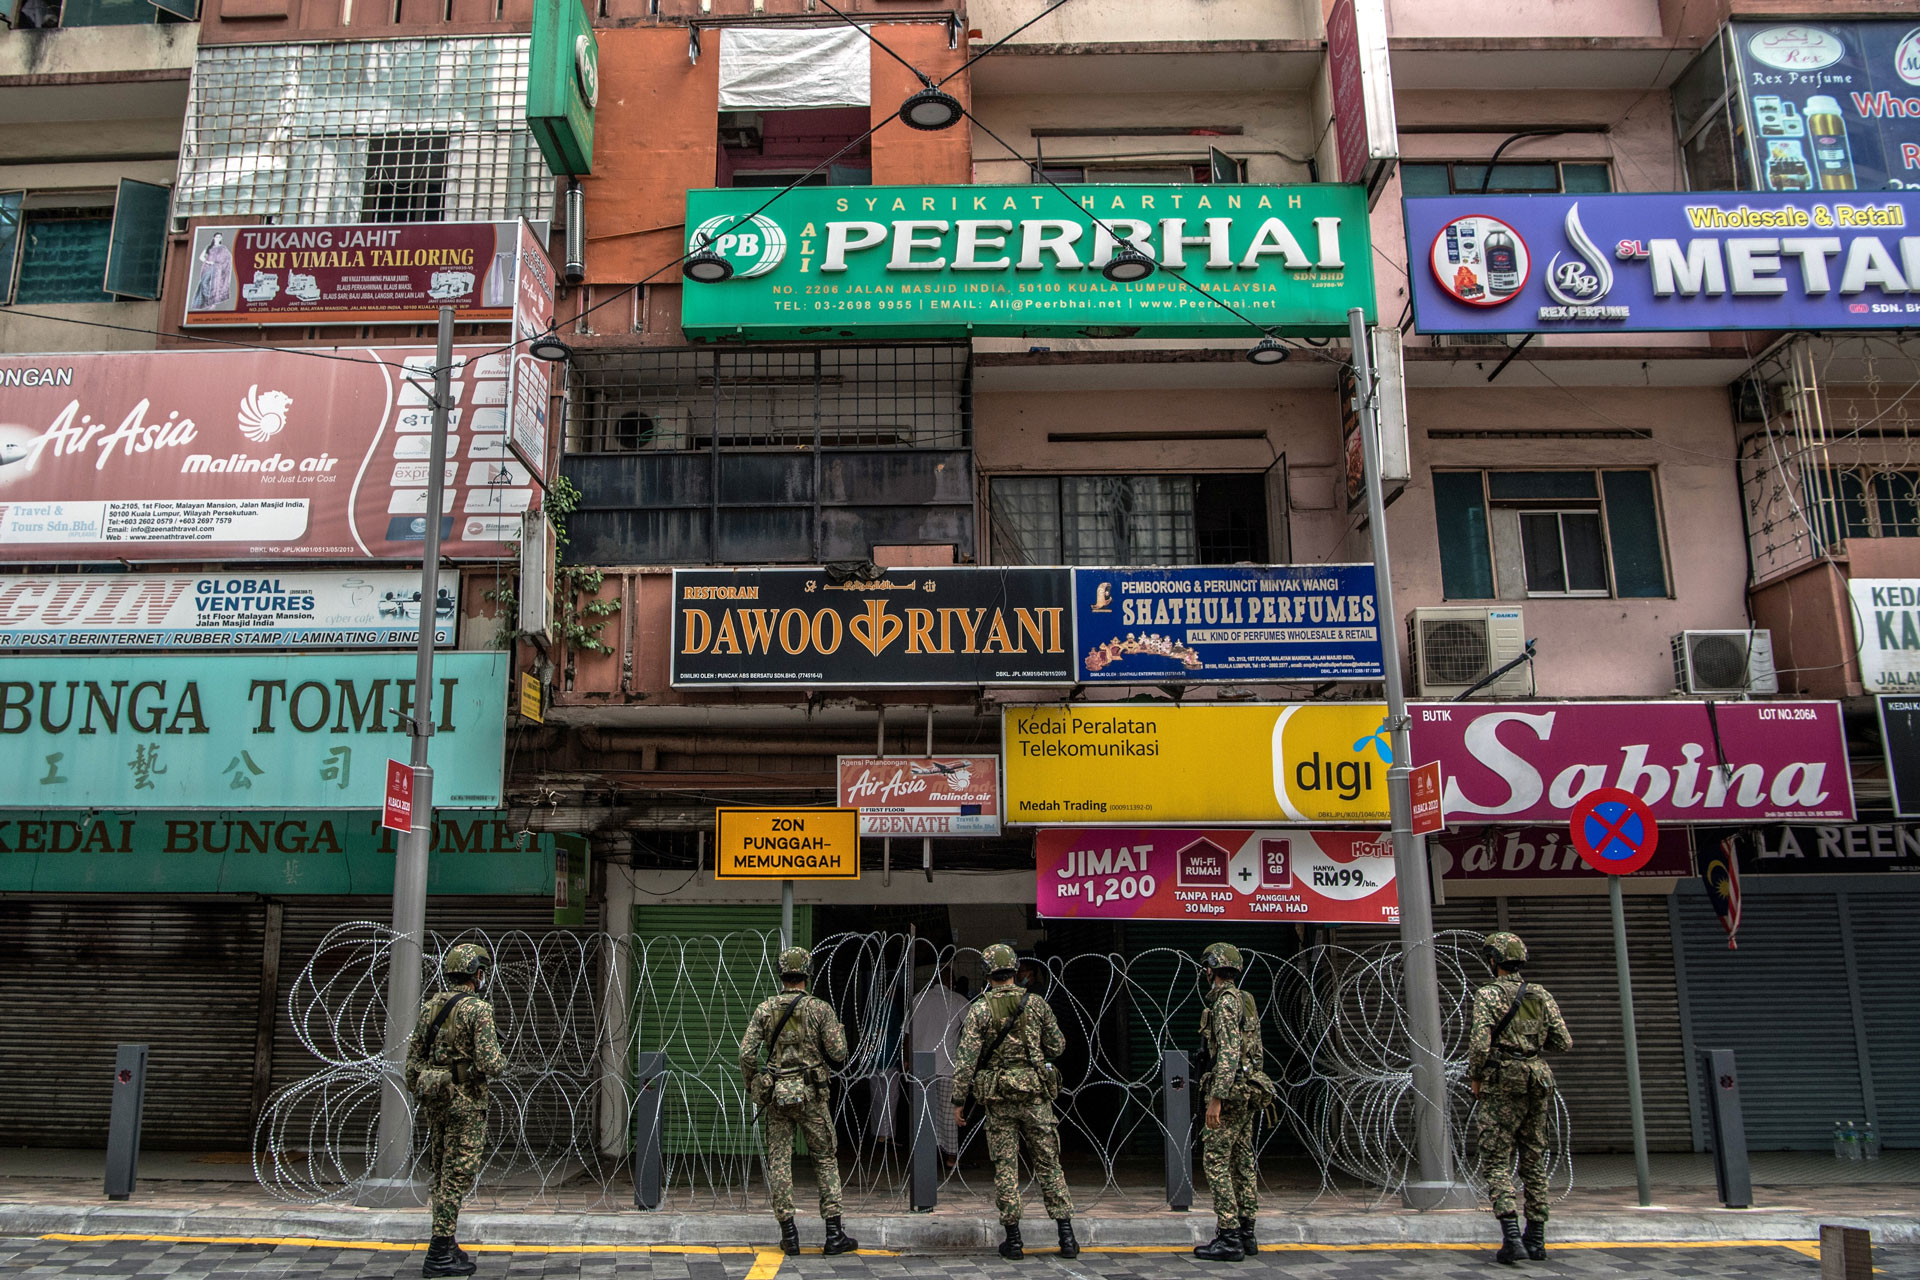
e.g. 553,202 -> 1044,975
1805,95 -> 1857,191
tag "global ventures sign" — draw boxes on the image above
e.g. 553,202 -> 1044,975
1404,191 -> 1920,333
681,184 -> 1375,339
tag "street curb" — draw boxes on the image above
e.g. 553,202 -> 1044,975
4,1202 -> 1918,1248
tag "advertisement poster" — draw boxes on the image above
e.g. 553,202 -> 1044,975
1730,20 -> 1920,195
1709,820 -> 1920,874
681,184 -> 1374,340
672,567 -> 1073,686
836,755 -> 1002,836
1849,578 -> 1920,691
182,222 -> 525,327
1003,703 -> 1392,826
1406,700 -> 1854,824
1073,565 -> 1381,683
1035,827 -> 1399,924
1429,825 -> 1693,886
0,652 -> 508,810
0,570 -> 456,649
0,347 -> 533,562
1403,191 -> 1920,335
507,221 -> 556,484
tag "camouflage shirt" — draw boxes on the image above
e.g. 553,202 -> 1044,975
1200,980 -> 1263,1103
1468,976 -> 1572,1082
738,991 -> 848,1086
952,982 -> 1064,1106
404,988 -> 507,1112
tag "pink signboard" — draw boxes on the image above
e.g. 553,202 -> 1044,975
1430,825 -> 1694,884
1408,701 -> 1854,825
1327,0 -> 1369,186
836,755 -> 1002,836
1036,827 -> 1399,925
0,347 -> 531,562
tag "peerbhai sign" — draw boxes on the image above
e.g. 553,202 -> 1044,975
681,184 -> 1374,339
0,347 -> 534,562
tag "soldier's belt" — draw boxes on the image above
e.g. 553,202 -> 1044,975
1493,1046 -> 1539,1059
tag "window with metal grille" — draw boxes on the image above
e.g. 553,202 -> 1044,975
1433,469 -> 1669,600
175,39 -> 548,230
989,474 -> 1269,566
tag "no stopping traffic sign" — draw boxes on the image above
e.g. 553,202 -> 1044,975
1569,787 -> 1660,876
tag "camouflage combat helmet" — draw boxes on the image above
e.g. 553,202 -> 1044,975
778,946 -> 811,977
443,942 -> 491,979
1482,931 -> 1528,966
982,943 -> 1018,976
1202,942 -> 1244,974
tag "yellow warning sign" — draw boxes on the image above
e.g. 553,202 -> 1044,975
715,808 -> 860,880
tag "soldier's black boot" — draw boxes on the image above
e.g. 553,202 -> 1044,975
822,1216 -> 858,1256
778,1219 -> 800,1256
998,1222 -> 1024,1260
1238,1218 -> 1258,1256
450,1240 -> 476,1269
1193,1227 -> 1245,1262
422,1236 -> 475,1278
1522,1219 -> 1546,1261
1056,1219 -> 1080,1259
1494,1214 -> 1524,1266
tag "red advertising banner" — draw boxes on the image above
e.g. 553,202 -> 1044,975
1430,825 -> 1694,885
1327,0 -> 1369,185
1035,827 -> 1399,925
182,222 -> 523,327
0,347 -> 533,561
1408,701 -> 1854,825
836,755 -> 1001,836
1410,759 -> 1444,836
507,221 -> 556,484
383,758 -> 414,833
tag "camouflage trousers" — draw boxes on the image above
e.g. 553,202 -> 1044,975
982,1096 -> 1074,1225
423,1104 -> 487,1237
764,1099 -> 844,1222
1476,1063 -> 1555,1222
1201,1102 -> 1257,1230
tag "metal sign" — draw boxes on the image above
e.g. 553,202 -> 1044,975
714,808 -> 860,880
1430,825 -> 1693,884
1072,565 -> 1382,683
528,0 -> 597,176
552,833 -> 588,925
1719,818 -> 1920,873
1410,760 -> 1444,836
681,184 -> 1376,340
506,220 -> 556,484
836,755 -> 1002,837
1849,578 -> 1920,692
1569,787 -> 1661,875
1326,0 -> 1398,198
1730,19 -> 1920,195
383,759 -> 414,833
1879,694 -> 1920,818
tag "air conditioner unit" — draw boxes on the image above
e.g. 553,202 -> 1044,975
1672,629 -> 1778,695
1409,606 -> 1530,697
639,406 -> 691,450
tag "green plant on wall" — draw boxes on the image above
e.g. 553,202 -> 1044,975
487,474 -> 620,654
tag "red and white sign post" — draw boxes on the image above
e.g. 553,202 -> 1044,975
1409,760 -> 1445,837
383,759 -> 415,834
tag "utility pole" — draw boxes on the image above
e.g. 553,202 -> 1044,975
360,306 -> 456,1204
1349,307 -> 1472,1210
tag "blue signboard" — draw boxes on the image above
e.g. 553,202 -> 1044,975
1730,20 -> 1920,195
1072,565 -> 1382,683
1404,190 -> 1920,334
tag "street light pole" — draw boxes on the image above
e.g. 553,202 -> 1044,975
1348,306 -> 1472,1209
361,306 -> 456,1203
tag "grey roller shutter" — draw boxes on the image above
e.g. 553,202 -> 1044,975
1837,886 -> 1920,1148
0,898 -> 266,1149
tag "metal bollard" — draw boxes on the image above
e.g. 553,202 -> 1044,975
1160,1050 -> 1194,1211
632,1052 -> 667,1210
1699,1048 -> 1752,1209
105,1044 -> 149,1201
908,1049 -> 938,1211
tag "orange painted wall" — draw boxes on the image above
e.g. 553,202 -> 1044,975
870,24 -> 972,187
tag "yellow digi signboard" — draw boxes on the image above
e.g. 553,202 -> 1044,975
715,808 -> 861,880
1003,703 -> 1391,825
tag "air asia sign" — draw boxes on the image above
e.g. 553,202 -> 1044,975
836,756 -> 1002,837
681,184 -> 1374,339
1407,700 -> 1853,824
0,570 -> 457,649
1035,827 -> 1398,924
1731,20 -> 1920,195
0,347 -> 533,561
1404,191 -> 1920,333
0,652 -> 507,809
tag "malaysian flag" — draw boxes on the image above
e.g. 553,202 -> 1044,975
1702,833 -> 1744,950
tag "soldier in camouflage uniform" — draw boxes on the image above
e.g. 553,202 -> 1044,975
1469,931 -> 1572,1265
952,943 -> 1078,1261
1193,943 -> 1273,1263
404,942 -> 507,1278
738,945 -> 858,1257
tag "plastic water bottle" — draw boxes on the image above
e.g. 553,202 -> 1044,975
1843,1121 -> 1863,1160
1864,1121 -> 1881,1160
1833,1120 -> 1847,1159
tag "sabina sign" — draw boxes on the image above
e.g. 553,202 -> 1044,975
680,184 -> 1374,339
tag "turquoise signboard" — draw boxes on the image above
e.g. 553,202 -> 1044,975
0,652 -> 507,809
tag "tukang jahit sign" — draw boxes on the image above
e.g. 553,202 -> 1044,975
681,184 -> 1374,339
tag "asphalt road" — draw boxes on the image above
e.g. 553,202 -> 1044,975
3,1236 -> 1912,1280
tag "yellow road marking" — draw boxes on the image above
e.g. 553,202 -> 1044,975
1083,1239 -> 1822,1253
36,1233 -> 895,1264
745,1247 -> 785,1280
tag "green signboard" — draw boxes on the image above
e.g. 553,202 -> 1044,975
0,652 -> 507,810
0,809 -> 554,895
527,0 -> 598,176
680,184 -> 1374,340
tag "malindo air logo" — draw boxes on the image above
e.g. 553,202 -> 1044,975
238,386 -> 292,444
690,213 -> 787,278
1538,203 -> 1629,322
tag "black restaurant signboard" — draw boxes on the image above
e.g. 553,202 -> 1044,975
671,567 -> 1074,687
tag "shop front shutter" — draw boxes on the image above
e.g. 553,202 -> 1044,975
1838,885 -> 1920,1148
0,898 -> 265,1149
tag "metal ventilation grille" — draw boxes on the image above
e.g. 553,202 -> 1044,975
176,38 -> 549,230
1688,633 -> 1751,690
1420,618 -> 1491,685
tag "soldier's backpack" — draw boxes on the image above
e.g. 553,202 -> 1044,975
408,991 -> 469,1101
763,994 -> 813,1113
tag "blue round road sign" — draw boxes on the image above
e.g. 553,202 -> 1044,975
1568,787 -> 1660,875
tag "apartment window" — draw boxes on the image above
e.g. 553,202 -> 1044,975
1400,162 -> 1613,195
991,474 -> 1269,566
1434,469 -> 1668,600
1808,467 -> 1920,547
9,0 -> 195,27
0,182 -> 173,306
719,109 -> 870,189
1672,33 -> 1748,191
362,133 -> 450,223
1035,164 -> 1216,185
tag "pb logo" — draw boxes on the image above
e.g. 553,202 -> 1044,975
689,213 -> 787,279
